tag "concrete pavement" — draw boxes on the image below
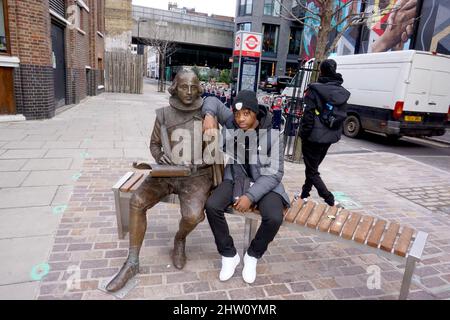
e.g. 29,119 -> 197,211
0,83 -> 449,300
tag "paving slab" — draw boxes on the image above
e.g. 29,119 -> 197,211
0,206 -> 60,239
0,281 -> 39,300
0,149 -> 48,159
22,170 -> 79,187
21,158 -> 73,171
0,186 -> 57,209
44,149 -> 87,158
0,159 -> 27,171
51,186 -> 74,206
42,141 -> 82,149
0,236 -> 54,285
3,141 -> 45,149
0,171 -> 30,187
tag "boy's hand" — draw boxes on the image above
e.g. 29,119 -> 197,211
203,114 -> 218,134
233,195 -> 252,212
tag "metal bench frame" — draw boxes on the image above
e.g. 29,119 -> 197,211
112,171 -> 428,300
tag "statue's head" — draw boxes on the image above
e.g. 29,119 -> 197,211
168,69 -> 203,106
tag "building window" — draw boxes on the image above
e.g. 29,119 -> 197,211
238,0 -> 252,16
97,0 -> 104,33
0,0 -> 8,53
288,27 -> 302,55
285,62 -> 297,77
262,24 -> 279,55
237,22 -> 252,32
264,0 -> 281,16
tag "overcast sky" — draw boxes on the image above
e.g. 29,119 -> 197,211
132,0 -> 236,17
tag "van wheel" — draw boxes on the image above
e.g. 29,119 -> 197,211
343,115 -> 362,138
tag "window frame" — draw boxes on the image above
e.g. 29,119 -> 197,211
97,0 -> 104,33
238,0 -> 253,16
288,27 -> 302,55
237,22 -> 252,32
0,0 -> 11,55
263,0 -> 281,17
262,23 -> 280,55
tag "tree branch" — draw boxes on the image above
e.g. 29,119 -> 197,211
325,20 -> 354,57
285,0 -> 321,18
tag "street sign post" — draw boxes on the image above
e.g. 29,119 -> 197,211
232,31 -> 262,93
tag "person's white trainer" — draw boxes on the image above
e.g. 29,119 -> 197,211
242,252 -> 258,284
219,253 -> 240,281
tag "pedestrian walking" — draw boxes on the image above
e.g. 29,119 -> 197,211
297,59 -> 350,206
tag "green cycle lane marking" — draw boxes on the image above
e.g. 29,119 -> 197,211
72,173 -> 82,180
52,205 -> 67,216
332,191 -> 361,209
30,263 -> 51,281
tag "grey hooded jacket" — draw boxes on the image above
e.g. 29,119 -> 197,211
202,96 -> 290,207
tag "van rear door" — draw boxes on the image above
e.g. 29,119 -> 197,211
405,53 -> 450,115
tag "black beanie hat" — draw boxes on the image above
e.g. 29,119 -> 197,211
232,90 -> 259,114
320,59 -> 337,77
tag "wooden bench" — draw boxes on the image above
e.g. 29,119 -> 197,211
112,171 -> 428,300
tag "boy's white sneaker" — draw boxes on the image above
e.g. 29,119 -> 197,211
219,253 -> 240,281
242,252 -> 258,284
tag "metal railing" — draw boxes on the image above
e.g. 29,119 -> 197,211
132,6 -> 235,32
284,60 -> 319,162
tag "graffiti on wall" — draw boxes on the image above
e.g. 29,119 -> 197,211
414,0 -> 450,55
300,0 -> 449,58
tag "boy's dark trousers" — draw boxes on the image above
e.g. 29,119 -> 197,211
205,180 -> 284,259
300,139 -> 335,206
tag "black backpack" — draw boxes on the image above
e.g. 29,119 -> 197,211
315,102 -> 345,130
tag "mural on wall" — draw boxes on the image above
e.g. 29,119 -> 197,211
337,0 -> 449,56
414,0 -> 450,55
301,0 -> 321,61
300,0 -> 359,60
364,0 -> 419,53
300,0 -> 449,59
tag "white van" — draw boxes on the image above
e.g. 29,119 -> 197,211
283,50 -> 450,139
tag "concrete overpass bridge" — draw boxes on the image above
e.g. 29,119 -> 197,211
132,6 -> 234,70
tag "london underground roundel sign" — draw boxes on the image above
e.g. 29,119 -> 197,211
233,32 -> 262,58
244,35 -> 258,50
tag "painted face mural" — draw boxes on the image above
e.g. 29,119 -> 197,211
300,0 -> 449,58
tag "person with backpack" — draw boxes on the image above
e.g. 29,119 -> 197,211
298,59 -> 350,206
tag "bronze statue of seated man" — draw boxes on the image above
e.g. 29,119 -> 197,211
106,70 -> 219,292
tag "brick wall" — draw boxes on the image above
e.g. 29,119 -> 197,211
4,0 -> 105,119
7,0 -> 54,119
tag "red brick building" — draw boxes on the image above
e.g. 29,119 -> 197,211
0,0 -> 105,120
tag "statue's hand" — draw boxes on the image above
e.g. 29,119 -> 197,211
158,154 -> 174,165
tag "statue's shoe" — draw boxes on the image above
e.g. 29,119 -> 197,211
105,261 -> 139,292
172,238 -> 187,269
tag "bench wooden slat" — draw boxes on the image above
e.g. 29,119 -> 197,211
394,227 -> 415,257
306,204 -> 327,229
284,199 -> 304,223
341,212 -> 362,240
367,219 -> 387,248
380,222 -> 400,252
354,216 -> 375,243
318,206 -> 339,232
119,172 -> 143,192
295,201 -> 315,226
329,210 -> 350,236
129,174 -> 147,192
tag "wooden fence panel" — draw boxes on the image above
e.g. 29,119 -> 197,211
105,51 -> 143,94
